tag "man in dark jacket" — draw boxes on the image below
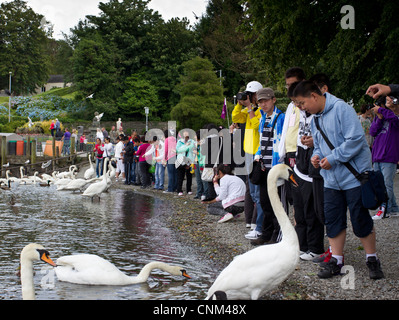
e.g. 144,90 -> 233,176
123,136 -> 135,185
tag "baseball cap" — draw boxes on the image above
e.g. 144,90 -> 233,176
257,88 -> 275,101
245,81 -> 263,93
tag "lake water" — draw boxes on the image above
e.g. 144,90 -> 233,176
0,184 -> 216,300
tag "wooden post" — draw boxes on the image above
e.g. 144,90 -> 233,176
31,140 -> 36,165
56,146 -> 60,165
71,137 -> 76,155
52,137 -> 56,171
26,136 -> 31,158
1,136 -> 6,178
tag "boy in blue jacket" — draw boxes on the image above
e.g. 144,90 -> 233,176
292,80 -> 384,280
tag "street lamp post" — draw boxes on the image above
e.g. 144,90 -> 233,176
144,107 -> 149,132
8,72 -> 12,123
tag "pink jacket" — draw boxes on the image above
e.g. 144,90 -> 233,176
164,136 -> 176,161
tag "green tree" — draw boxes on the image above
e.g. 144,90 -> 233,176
0,0 -> 52,94
242,0 -> 399,103
47,39 -> 74,82
195,0 -> 249,97
145,18 -> 199,117
68,0 -> 197,120
322,1 -> 399,103
118,73 -> 160,120
170,57 -> 225,131
71,34 -> 121,118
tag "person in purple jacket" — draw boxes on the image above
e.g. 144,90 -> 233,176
369,95 -> 399,219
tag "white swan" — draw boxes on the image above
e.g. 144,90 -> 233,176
206,164 -> 300,300
6,170 -> 18,182
20,243 -> 57,300
82,158 -> 110,200
28,172 -> 43,184
55,254 -> 191,285
54,169 -> 77,190
84,154 -> 96,180
57,165 -> 77,179
64,177 -> 100,192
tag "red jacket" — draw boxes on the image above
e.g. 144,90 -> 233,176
94,144 -> 104,159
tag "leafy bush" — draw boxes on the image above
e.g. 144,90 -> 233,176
3,95 -> 87,121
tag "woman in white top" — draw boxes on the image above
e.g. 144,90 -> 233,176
103,137 -> 114,158
114,136 -> 125,181
204,164 -> 246,223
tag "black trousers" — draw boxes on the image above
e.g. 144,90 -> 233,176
138,161 -> 151,187
259,169 -> 281,242
176,165 -> 192,193
292,173 -> 325,254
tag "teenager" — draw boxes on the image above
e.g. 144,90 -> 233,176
369,96 -> 399,219
94,138 -> 104,178
288,82 -> 324,260
253,88 -> 285,246
292,80 -> 384,280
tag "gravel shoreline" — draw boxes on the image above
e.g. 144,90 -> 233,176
117,182 -> 399,300
78,163 -> 399,300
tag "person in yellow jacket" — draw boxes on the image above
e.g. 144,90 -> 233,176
232,81 -> 265,241
232,81 -> 263,155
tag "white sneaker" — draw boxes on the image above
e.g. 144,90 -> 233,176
389,211 -> 399,218
246,224 -> 251,228
218,213 -> 234,223
178,192 -> 184,196
201,195 -> 207,201
250,223 -> 257,230
245,229 -> 261,240
188,192 -> 193,195
300,251 -> 324,261
372,206 -> 386,220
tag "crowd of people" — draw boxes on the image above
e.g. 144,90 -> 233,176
87,69 -> 399,283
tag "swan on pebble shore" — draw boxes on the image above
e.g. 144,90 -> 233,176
206,164 -> 300,300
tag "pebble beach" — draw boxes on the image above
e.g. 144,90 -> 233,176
116,176 -> 399,301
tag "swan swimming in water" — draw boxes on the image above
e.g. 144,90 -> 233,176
206,164 -> 300,300
19,243 -> 57,300
55,254 -> 191,285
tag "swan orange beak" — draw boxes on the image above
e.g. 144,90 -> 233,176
39,251 -> 57,267
289,174 -> 299,187
182,270 -> 191,279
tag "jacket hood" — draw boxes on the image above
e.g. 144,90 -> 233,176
317,92 -> 342,117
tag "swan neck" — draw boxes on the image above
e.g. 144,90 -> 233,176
134,262 -> 171,282
267,178 -> 298,244
20,259 -> 35,300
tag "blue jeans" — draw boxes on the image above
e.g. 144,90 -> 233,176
96,158 -> 104,177
167,162 -> 177,192
130,161 -> 136,183
63,140 -> 71,155
373,162 -> 399,213
195,166 -> 208,197
155,162 -> 165,189
245,152 -> 264,232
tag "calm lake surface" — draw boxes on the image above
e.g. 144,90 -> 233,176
0,184 -> 216,300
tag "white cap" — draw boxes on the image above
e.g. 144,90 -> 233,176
245,81 -> 263,93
